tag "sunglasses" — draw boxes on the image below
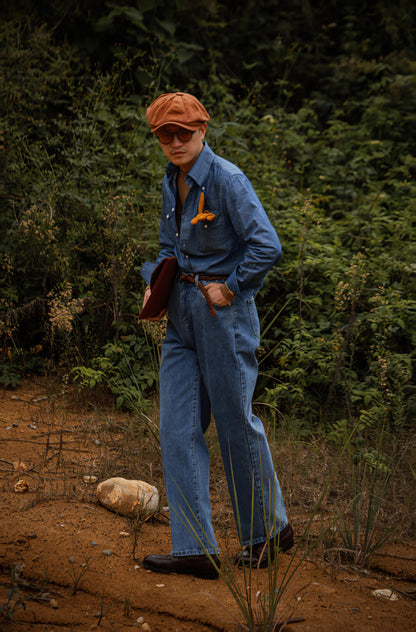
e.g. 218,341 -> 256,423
156,129 -> 196,144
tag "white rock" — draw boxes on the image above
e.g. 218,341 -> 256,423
83,475 -> 97,484
14,479 -> 29,493
96,478 -> 159,518
372,588 -> 398,601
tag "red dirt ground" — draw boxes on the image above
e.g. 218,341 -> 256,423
0,378 -> 415,631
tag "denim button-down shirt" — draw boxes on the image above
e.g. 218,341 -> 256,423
141,142 -> 281,298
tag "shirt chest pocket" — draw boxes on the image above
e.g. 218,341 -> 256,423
190,211 -> 233,255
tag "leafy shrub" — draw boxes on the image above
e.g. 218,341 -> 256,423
1,18 -> 164,382
72,327 -> 159,409
0,12 -> 414,438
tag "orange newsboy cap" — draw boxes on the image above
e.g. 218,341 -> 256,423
146,92 -> 210,133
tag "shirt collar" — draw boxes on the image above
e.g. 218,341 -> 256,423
165,142 -> 215,187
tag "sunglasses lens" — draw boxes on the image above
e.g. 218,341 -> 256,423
157,130 -> 195,144
178,130 -> 193,141
158,133 -> 172,144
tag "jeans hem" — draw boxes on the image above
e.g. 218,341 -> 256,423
171,549 -> 219,557
242,520 -> 289,547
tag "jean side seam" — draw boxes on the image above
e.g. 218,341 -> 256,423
233,304 -> 269,539
233,310 -> 257,523
190,364 -> 205,548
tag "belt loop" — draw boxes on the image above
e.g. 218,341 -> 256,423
194,273 -> 199,288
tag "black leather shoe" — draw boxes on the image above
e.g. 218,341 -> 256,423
142,553 -> 220,579
235,523 -> 294,568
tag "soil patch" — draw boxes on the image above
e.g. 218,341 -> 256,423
1,378 -> 415,631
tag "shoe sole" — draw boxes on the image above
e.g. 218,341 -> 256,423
142,560 -> 219,580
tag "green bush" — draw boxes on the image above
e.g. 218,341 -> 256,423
0,13 -> 414,439
1,18 -> 163,380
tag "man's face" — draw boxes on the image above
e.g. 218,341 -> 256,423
157,123 -> 207,171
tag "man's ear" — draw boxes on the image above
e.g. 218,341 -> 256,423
200,123 -> 207,140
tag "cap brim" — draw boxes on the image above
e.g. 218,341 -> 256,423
151,121 -> 204,133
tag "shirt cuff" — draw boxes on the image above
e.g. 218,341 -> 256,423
141,261 -> 157,286
220,283 -> 236,301
225,271 -> 240,298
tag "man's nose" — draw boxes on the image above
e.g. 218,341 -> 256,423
171,133 -> 183,146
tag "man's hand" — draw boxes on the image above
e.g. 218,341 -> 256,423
140,286 -> 167,322
205,283 -> 235,306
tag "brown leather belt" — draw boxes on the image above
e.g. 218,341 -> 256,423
180,273 -> 227,283
180,273 -> 227,317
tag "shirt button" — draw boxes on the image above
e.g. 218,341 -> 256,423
185,255 -> 189,259
175,232 -> 179,237
204,225 -> 208,228
171,207 -> 175,212
202,187 -> 205,191
166,214 -> 169,218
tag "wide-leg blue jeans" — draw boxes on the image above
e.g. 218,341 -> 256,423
159,276 -> 288,556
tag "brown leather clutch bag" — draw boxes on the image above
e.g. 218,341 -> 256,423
138,256 -> 178,320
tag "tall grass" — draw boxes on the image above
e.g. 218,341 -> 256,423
167,420 -> 362,631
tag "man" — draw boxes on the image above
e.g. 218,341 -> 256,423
140,92 -> 293,580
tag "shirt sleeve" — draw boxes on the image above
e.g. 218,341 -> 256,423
223,173 -> 282,297
140,176 -> 176,286
140,244 -> 175,286
140,230 -> 176,286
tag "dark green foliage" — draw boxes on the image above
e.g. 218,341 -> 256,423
1,18 -> 162,362
71,328 -> 159,409
0,3 -> 414,434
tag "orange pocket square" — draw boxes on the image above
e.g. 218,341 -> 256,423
190,192 -> 216,225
